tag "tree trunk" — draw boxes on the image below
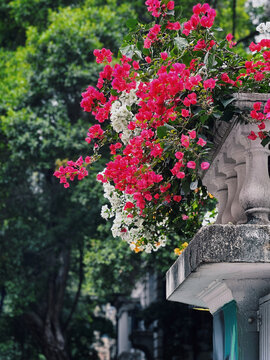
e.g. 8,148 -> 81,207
24,248 -> 71,360
24,310 -> 70,360
41,328 -> 70,360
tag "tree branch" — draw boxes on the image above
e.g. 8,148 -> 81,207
54,248 -> 70,321
0,287 -> 6,314
236,30 -> 258,45
232,0 -> 237,37
212,0 -> 218,9
64,247 -> 84,330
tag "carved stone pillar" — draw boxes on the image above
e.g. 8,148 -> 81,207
229,129 -> 247,224
239,123 -> 270,224
212,162 -> 227,224
219,152 -> 237,224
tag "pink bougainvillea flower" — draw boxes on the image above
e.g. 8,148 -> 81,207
203,78 -> 216,90
145,0 -> 161,17
253,102 -> 262,111
144,38 -> 152,49
181,109 -> 190,117
176,171 -> 185,179
188,130 -> 196,139
249,42 -> 261,52
85,124 -> 104,144
182,214 -> 189,220
124,202 -> 135,210
93,48 -> 113,64
175,151 -> 184,160
167,1 -> 175,10
258,122 -> 266,130
201,162 -> 210,170
226,33 -> 236,48
197,138 -> 207,147
166,21 -> 181,30
226,33 -> 233,42
187,161 -> 196,169
160,52 -> 168,60
181,134 -> 190,148
173,195 -> 182,202
133,61 -> 140,70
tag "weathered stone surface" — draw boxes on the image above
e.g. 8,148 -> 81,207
166,224 -> 270,302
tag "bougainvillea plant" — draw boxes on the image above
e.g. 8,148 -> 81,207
54,1 -> 270,254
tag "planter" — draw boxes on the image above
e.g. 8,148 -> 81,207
203,93 -> 270,225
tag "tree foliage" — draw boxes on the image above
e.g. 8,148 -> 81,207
0,1 -> 139,358
0,0 -> 268,358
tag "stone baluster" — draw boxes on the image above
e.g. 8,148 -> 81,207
239,123 -> 270,224
218,151 -> 237,224
212,159 -> 228,224
228,128 -> 247,224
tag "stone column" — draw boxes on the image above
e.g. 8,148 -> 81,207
118,307 -> 132,356
166,225 -> 270,360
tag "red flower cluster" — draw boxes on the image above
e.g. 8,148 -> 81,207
166,21 -> 181,31
183,3 -> 216,36
93,48 -> 112,64
248,100 -> 270,140
54,156 -> 91,188
85,124 -> 104,144
144,24 -> 161,49
145,0 -> 174,17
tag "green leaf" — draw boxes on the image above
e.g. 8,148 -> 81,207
200,114 -> 208,124
111,89 -> 118,96
174,37 -> 188,51
120,44 -> 142,59
207,54 -> 217,68
212,110 -> 223,119
126,18 -> 138,30
166,10 -> 175,16
220,97 -> 236,108
142,48 -> 150,56
157,126 -> 168,139
181,180 -> 190,195
156,123 -> 175,139
213,27 -> 223,32
174,6 -> 183,19
261,137 -> 270,147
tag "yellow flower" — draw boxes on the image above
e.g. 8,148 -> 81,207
208,192 -> 214,198
174,248 -> 182,256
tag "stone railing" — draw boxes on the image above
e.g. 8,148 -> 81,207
203,93 -> 270,225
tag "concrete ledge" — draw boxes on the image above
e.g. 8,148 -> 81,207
166,224 -> 270,308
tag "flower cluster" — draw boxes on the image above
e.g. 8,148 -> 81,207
256,22 -> 270,35
183,3 -> 216,36
248,99 -> 270,140
55,1 -> 270,253
54,156 -> 91,188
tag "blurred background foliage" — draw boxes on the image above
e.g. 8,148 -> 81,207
0,0 -> 267,359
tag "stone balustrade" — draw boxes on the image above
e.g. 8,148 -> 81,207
202,93 -> 270,225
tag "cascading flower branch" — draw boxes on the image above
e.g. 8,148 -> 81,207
54,1 -> 270,254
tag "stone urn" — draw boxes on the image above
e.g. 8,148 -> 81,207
203,92 -> 270,225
